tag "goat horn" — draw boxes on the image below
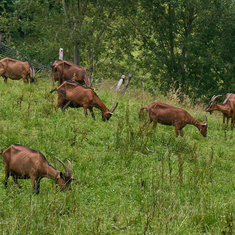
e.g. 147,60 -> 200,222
214,95 -> 222,99
210,95 -> 215,101
204,115 -> 208,125
110,99 -> 115,112
211,95 -> 222,101
67,160 -> 72,176
110,99 -> 118,113
57,159 -> 70,177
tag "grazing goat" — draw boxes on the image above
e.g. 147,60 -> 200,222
205,94 -> 235,130
50,80 -> 118,121
51,60 -> 90,86
139,102 -> 208,137
1,144 -> 74,194
0,57 -> 34,83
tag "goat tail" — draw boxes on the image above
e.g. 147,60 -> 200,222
138,107 -> 147,114
138,107 -> 148,120
50,88 -> 57,94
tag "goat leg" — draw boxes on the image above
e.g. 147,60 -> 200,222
83,107 -> 88,117
152,120 -> 157,130
35,179 -> 41,194
223,114 -> 226,126
4,168 -> 9,188
179,129 -> 184,137
30,177 -> 37,193
175,128 -> 179,137
62,100 -> 72,111
142,118 -> 151,129
13,176 -> 22,188
89,108 -> 95,120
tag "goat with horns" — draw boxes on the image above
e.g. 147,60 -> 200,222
1,144 -> 74,194
139,102 -> 208,137
50,80 -> 118,121
205,93 -> 235,130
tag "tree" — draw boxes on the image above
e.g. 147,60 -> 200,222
132,0 -> 235,99
1,0 -> 235,99
62,0 -> 117,77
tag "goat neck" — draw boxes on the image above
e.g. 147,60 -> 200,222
213,103 -> 231,116
186,114 -> 207,136
40,160 -> 60,181
92,97 -> 109,113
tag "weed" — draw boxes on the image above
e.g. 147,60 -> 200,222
0,79 -> 235,234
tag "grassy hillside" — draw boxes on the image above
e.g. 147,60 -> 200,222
0,76 -> 235,234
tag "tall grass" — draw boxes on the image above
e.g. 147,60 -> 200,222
0,77 -> 235,234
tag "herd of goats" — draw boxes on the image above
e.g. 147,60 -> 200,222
0,57 -> 234,194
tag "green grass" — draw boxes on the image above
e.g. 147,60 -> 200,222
0,77 -> 235,234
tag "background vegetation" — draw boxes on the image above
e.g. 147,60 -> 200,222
0,78 -> 235,234
1,0 -> 235,99
1,0 -> 235,234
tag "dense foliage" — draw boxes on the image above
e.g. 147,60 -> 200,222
0,78 -> 235,234
0,0 -> 235,99
1,0 -> 235,99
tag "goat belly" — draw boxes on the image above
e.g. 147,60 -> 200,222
9,170 -> 30,179
4,71 -> 22,79
158,117 -> 174,126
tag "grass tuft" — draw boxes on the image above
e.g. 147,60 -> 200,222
0,78 -> 235,233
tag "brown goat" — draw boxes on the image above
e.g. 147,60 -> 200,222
51,60 -> 90,87
50,80 -> 118,121
0,57 -> 35,83
205,94 -> 235,130
139,102 -> 207,137
1,144 -> 74,194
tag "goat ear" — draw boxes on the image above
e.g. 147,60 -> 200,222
104,111 -> 113,116
60,172 -> 65,180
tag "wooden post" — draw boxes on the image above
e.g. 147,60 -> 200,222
115,75 -> 126,92
59,48 -> 63,60
123,74 -> 133,93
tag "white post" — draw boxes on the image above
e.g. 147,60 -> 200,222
59,48 -> 63,60
115,75 -> 126,92
123,74 -> 133,93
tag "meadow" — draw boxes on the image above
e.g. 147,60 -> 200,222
0,76 -> 235,234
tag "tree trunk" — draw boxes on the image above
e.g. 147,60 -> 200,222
73,44 -> 80,65
180,4 -> 196,100
167,2 -> 178,82
88,46 -> 94,78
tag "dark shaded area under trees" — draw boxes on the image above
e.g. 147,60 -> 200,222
0,0 -> 235,100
